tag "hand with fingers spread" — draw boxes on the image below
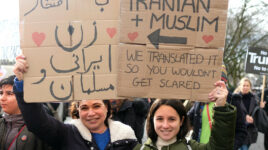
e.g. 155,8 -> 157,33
13,54 -> 29,81
208,81 -> 228,107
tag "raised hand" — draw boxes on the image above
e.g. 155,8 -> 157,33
13,54 -> 28,81
208,81 -> 228,107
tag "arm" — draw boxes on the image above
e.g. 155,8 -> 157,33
190,81 -> 236,150
14,79 -> 71,148
13,54 -> 71,148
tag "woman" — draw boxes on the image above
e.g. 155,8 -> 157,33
13,55 -> 138,150
234,77 -> 258,150
135,81 -> 237,150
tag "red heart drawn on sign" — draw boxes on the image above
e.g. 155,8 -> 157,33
202,35 -> 214,44
32,32 -> 46,47
128,32 -> 138,41
106,28 -> 117,38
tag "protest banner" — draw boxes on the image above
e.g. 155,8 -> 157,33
20,0 -> 228,102
20,0 -> 121,102
245,47 -> 268,75
118,0 -> 228,101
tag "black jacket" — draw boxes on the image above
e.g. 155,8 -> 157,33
14,89 -> 138,150
111,99 -> 149,143
239,92 -> 259,145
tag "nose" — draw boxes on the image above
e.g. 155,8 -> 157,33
0,93 -> 6,101
87,109 -> 96,116
162,120 -> 169,128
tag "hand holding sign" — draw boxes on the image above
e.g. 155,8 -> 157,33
14,55 -> 28,81
208,81 -> 228,107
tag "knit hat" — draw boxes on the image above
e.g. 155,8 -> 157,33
221,64 -> 228,83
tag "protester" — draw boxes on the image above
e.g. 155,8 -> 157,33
0,75 -> 53,150
109,98 -> 150,143
234,77 -> 259,150
13,54 -> 138,150
260,89 -> 268,150
188,64 -> 247,149
135,81 -> 237,150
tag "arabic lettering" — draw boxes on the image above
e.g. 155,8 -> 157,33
32,69 -> 46,84
50,80 -> 73,101
32,22 -> 114,101
80,72 -> 114,95
50,54 -> 80,73
95,0 -> 110,12
24,0 -> 68,16
41,0 -> 63,9
55,25 -> 83,52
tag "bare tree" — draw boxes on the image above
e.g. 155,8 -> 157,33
224,0 -> 268,89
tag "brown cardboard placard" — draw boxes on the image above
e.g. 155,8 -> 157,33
117,0 -> 228,101
20,0 -> 228,102
20,0 -> 121,102
117,44 -> 223,101
120,0 -> 228,48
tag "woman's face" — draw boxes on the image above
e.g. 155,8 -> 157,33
79,100 -> 108,133
153,105 -> 183,141
242,81 -> 251,94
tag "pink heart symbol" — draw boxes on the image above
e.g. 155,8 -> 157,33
106,28 -> 117,38
128,32 -> 138,41
32,32 -> 46,47
202,35 -> 214,44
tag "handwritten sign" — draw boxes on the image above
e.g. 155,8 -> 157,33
117,0 -> 228,100
117,45 -> 223,101
20,0 -> 228,102
120,0 -> 229,48
20,0 -> 121,102
245,47 -> 268,75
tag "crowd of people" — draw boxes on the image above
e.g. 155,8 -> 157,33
0,54 -> 267,150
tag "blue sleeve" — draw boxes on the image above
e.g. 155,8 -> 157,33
14,77 -> 23,92
13,79 -> 73,148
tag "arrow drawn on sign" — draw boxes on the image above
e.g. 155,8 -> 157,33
147,29 -> 187,49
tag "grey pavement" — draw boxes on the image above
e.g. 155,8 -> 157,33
249,132 -> 265,150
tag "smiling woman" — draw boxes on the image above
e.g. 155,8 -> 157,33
12,54 -> 139,150
135,81 -> 237,150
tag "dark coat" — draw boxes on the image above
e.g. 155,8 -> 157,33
188,93 -> 247,150
111,99 -> 149,143
239,92 -> 258,145
14,90 -> 138,150
0,118 -> 52,150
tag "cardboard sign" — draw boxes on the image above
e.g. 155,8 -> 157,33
120,0 -> 229,48
117,45 -> 223,101
245,47 -> 268,75
20,0 -> 121,102
20,0 -> 228,102
117,0 -> 228,101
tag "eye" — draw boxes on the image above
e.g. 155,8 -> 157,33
0,91 -> 3,96
7,91 -> 14,96
92,104 -> 101,109
80,106 -> 89,111
156,117 -> 163,121
168,117 -> 176,121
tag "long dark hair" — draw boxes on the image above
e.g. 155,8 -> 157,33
146,99 -> 189,143
69,100 -> 111,126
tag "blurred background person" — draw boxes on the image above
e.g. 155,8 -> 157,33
109,98 -> 150,143
234,77 -> 259,150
